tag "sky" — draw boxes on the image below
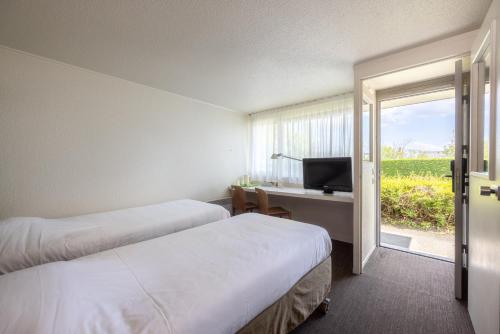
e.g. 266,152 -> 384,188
381,98 -> 454,152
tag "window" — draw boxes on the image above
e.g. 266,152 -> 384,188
479,45 -> 491,173
472,22 -> 496,179
249,94 -> 353,184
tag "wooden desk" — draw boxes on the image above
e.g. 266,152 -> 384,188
243,186 -> 353,243
243,186 -> 353,203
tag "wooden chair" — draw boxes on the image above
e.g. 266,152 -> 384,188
231,185 -> 257,215
255,188 -> 292,219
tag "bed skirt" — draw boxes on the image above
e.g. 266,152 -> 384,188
238,256 -> 332,334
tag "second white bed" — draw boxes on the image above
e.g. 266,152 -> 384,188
0,199 -> 229,274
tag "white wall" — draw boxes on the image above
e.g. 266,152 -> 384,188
0,46 -> 248,219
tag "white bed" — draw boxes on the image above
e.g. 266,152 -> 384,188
0,199 -> 229,274
0,213 -> 331,334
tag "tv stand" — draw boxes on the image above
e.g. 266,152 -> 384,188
322,186 -> 334,194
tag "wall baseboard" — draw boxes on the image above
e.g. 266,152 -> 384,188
208,197 -> 232,213
208,197 -> 231,205
362,245 -> 377,270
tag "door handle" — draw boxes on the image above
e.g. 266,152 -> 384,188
480,186 -> 500,200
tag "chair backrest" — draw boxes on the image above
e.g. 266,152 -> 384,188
231,185 -> 247,212
255,188 -> 269,214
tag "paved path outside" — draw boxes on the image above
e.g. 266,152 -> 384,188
381,224 -> 455,260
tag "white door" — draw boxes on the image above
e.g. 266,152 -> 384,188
453,59 -> 467,299
468,18 -> 500,334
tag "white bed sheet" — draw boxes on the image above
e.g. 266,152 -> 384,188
0,213 -> 331,334
0,199 -> 230,274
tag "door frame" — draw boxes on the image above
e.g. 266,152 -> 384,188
361,60 -> 470,300
361,86 -> 378,269
353,31 -> 476,274
374,75 -> 456,247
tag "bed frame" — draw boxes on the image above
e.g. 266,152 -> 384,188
238,256 -> 332,334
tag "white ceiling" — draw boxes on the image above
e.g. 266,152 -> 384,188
0,0 -> 491,113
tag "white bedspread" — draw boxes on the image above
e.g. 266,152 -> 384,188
0,199 -> 229,274
0,213 -> 331,334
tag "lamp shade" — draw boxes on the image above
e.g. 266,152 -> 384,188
270,153 -> 302,161
270,153 -> 282,159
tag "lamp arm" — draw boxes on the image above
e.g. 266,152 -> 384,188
281,155 -> 302,162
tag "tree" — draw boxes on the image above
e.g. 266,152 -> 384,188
442,131 -> 455,158
381,139 -> 412,160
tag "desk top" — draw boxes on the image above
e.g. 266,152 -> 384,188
243,186 -> 354,203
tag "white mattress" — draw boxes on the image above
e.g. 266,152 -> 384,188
0,213 -> 332,334
0,199 -> 230,274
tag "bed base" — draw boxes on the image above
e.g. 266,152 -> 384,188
237,256 -> 332,334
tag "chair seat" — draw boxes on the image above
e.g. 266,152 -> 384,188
254,187 -> 292,219
268,206 -> 291,218
231,185 -> 257,215
233,202 -> 257,215
245,202 -> 258,210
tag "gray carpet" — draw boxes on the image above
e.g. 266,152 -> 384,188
292,242 -> 474,334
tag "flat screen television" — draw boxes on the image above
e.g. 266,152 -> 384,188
303,157 -> 352,192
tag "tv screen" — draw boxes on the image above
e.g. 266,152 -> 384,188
303,157 -> 352,192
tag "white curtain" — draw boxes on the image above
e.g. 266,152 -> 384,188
249,94 -> 353,184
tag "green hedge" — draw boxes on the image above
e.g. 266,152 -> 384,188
381,158 -> 454,231
381,158 -> 451,177
381,175 -> 454,231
